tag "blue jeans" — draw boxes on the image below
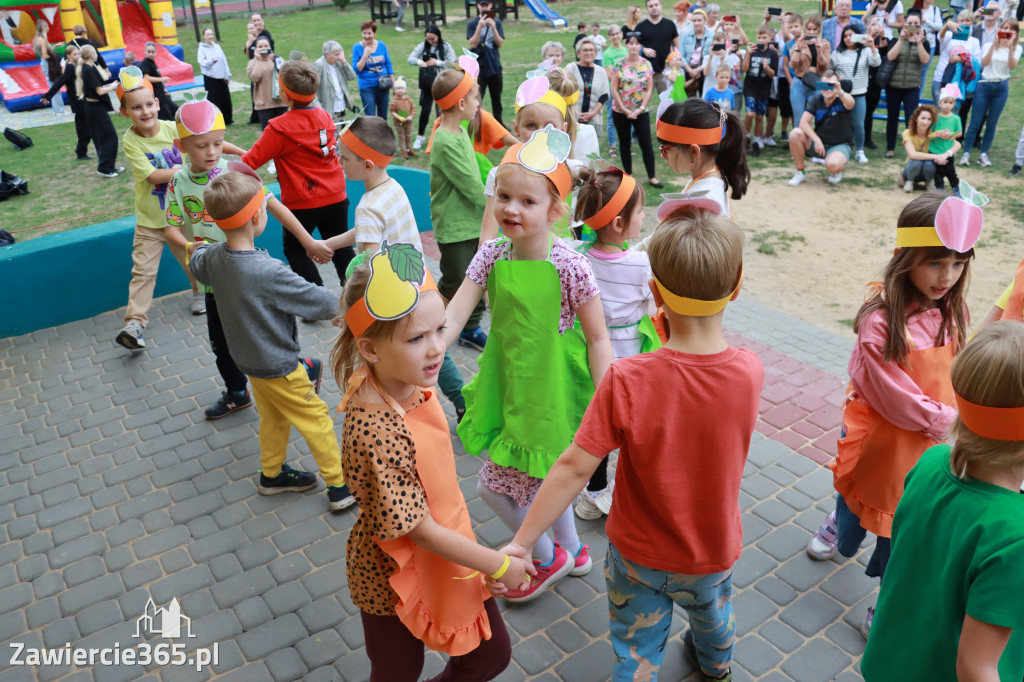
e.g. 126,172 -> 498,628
904,159 -> 936,183
918,52 -> 932,95
963,79 -> 1009,154
885,86 -> 920,152
605,543 -> 736,681
606,112 -> 617,150
789,78 -> 812,122
834,494 -> 892,581
438,352 -> 465,411
359,86 -> 390,118
851,94 -> 867,151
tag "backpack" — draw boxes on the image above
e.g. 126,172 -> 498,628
0,170 -> 29,202
4,128 -> 33,150
0,229 -> 14,246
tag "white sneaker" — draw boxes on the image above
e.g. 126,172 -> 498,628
828,172 -> 842,184
573,490 -> 603,520
903,179 -> 914,192
855,150 -> 869,164
268,160 -> 277,175
763,136 -> 778,147
811,157 -> 826,165
395,25 -> 405,31
788,171 -> 806,186
978,153 -> 991,167
191,292 -> 206,315
593,480 -> 615,515
115,321 -> 146,351
412,135 -> 424,151
960,153 -> 970,166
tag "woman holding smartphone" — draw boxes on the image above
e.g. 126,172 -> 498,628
960,19 -> 1020,167
883,10 -> 930,158
831,27 -> 881,163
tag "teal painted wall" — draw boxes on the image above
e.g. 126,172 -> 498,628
0,167 -> 433,339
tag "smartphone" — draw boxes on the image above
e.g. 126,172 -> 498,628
905,25 -> 920,34
713,42 -> 726,51
731,38 -> 739,45
982,7 -> 998,15
484,8 -> 496,18
850,33 -> 869,44
767,6 -> 782,15
953,25 -> 970,40
999,29 -> 1013,38
814,80 -> 835,90
258,48 -> 272,56
723,14 -> 737,22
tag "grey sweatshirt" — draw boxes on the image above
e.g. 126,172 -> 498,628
189,244 -> 339,379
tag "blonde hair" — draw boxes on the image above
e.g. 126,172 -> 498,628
647,207 -> 744,304
537,67 -> 578,150
204,172 -> 262,222
541,40 -> 566,61
279,60 -> 319,97
956,8 -> 974,21
75,44 -> 98,101
949,321 -> 1024,479
432,68 -> 470,111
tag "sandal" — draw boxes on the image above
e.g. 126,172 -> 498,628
885,150 -> 895,159
609,148 -> 618,158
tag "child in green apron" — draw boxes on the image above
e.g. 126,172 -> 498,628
444,128 -> 614,602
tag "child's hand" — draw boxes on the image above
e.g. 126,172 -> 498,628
494,555 -> 535,592
306,240 -> 334,264
935,155 -> 947,165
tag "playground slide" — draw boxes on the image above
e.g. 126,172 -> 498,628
520,0 -> 567,28
0,61 -> 53,111
117,0 -> 194,88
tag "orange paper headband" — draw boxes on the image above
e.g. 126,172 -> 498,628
583,173 -> 637,229
654,271 -> 742,317
954,391 -> 1024,441
345,270 -> 439,337
213,187 -> 268,231
435,71 -> 475,110
278,77 -> 316,103
116,73 -> 154,102
500,144 -> 572,200
657,119 -> 725,146
340,130 -> 394,168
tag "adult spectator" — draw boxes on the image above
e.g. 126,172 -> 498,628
623,5 -> 643,34
41,44 -> 89,158
353,20 -> 395,117
787,70 -> 855,186
138,41 -> 178,120
972,1 -> 1002,52
822,0 -> 866,49
898,104 -> 939,191
785,15 -> 831,121
247,35 -> 286,158
863,0 -> 905,39
704,4 -> 721,33
313,40 -> 357,122
636,0 -> 680,93
863,17 -> 890,150
33,20 -> 64,116
960,18 -> 1020,166
673,1 -> 691,35
69,25 -> 106,70
566,38 -> 610,131
680,8 -> 712,95
198,29 -> 233,125
610,31 -> 661,187
830,26 -> 880,163
883,10 -> 929,158
931,10 -> 982,104
917,0 -> 943,89
467,0 -> 505,125
244,14 -> 273,124
540,41 -> 567,67
408,25 -> 455,151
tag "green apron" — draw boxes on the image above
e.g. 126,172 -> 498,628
457,240 -> 594,478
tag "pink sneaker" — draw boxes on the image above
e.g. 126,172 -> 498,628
806,511 -> 839,561
504,544 -> 573,603
569,544 -> 592,576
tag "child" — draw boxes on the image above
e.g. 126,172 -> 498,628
114,68 -> 200,351
569,166 -> 658,521
930,84 -> 963,192
330,115 -> 468,420
164,98 -> 330,419
388,76 -> 417,159
187,169 -> 356,512
331,248 -> 521,680
742,25 -> 778,157
704,64 -> 736,110
123,50 -> 136,67
446,128 -> 614,601
590,21 -> 607,65
493,202 -> 762,681
429,68 -> 489,351
242,60 -> 355,289
861,321 -> 1024,680
939,44 -> 978,119
701,32 -> 740,99
657,98 -> 750,215
806,191 -> 979,638
664,50 -> 684,92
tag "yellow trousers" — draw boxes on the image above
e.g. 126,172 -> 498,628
248,363 -> 344,486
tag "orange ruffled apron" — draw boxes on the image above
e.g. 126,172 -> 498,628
829,337 -> 954,539
999,257 -> 1024,322
340,372 -> 492,656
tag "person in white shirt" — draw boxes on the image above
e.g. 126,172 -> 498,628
863,0 -> 905,39
932,9 -> 982,103
960,18 -> 1021,166
197,29 -> 233,125
313,40 -> 357,122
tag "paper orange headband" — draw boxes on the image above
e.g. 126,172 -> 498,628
583,173 -> 636,229
213,187 -> 269,231
954,391 -> 1024,441
435,71 -> 475,110
278,77 -> 316,103
340,129 -> 394,168
657,119 -> 725,146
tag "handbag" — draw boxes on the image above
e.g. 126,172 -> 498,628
271,63 -> 281,101
801,70 -> 820,89
378,73 -> 394,90
875,57 -> 896,88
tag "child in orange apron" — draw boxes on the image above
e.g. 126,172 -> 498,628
805,189 -> 983,639
332,243 -> 530,682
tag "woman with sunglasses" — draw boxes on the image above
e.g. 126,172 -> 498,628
611,31 -> 663,187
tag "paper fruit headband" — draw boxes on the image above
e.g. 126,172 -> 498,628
116,66 -> 154,102
954,391 -> 1024,441
652,193 -> 741,317
656,101 -> 727,146
176,93 -> 226,139
939,83 -> 963,101
896,181 -> 986,252
211,162 -> 270,231
435,50 -> 479,110
581,164 -> 638,230
499,125 -> 573,199
338,118 -> 393,168
344,241 -> 438,337
514,73 -> 571,116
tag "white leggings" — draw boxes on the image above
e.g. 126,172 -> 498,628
476,479 -> 581,565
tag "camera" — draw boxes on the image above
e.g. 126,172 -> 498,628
484,8 -> 496,19
999,29 -> 1014,38
905,25 -> 920,34
850,33 -> 869,44
712,42 -> 726,51
258,48 -> 272,56
723,14 -> 737,22
981,7 -> 998,16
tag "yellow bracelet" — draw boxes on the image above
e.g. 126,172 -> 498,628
490,554 -> 511,580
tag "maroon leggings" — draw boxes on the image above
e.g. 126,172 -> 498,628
360,598 -> 511,682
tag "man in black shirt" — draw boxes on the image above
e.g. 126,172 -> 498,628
244,14 -> 274,123
467,0 -> 505,126
787,70 -> 855,186
636,0 -> 679,93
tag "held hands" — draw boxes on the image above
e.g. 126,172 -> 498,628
485,543 -> 536,596
306,240 -> 334,264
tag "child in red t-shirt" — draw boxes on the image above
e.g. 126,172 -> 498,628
492,201 -> 763,682
242,60 -> 355,286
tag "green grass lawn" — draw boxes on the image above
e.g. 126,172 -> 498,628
6,0 -> 1024,239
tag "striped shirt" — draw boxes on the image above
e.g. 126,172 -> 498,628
353,177 -> 421,250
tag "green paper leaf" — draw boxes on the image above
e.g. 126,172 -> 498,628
547,128 -> 571,161
387,242 -> 426,283
397,109 -> 409,117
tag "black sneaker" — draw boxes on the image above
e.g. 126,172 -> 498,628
683,630 -> 732,681
1011,164 -> 1022,176
204,389 -> 252,420
864,138 -> 877,150
456,407 -> 466,423
258,464 -> 317,495
302,357 -> 323,394
326,484 -> 356,511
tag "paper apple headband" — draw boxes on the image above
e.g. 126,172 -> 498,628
499,125 -> 573,199
896,181 -> 987,252
514,75 -> 569,116
435,50 -> 479,110
939,83 -> 963,102
344,241 -> 438,337
176,93 -> 226,139
116,66 -> 154,102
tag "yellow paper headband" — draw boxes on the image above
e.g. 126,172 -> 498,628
175,96 -> 226,139
344,242 -> 438,337
896,226 -> 944,248
515,89 -> 569,116
653,271 -> 742,317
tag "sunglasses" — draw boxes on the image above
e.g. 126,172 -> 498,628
659,143 -> 676,160
626,31 -> 643,39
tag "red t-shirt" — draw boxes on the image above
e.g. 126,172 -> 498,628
242,107 -> 346,210
575,346 -> 763,575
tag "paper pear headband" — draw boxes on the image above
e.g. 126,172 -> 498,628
176,92 -> 226,139
499,125 -> 573,199
116,66 -> 154,101
896,181 -> 987,252
344,242 -> 438,337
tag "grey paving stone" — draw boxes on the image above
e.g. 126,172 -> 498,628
752,499 -> 798,527
160,548 -> 193,574
820,562 -> 877,606
754,576 -> 800,607
300,560 -> 348,600
553,640 -> 614,682
734,634 -> 783,677
213,568 -> 277,610
779,638 -> 853,682
741,512 -> 772,546
266,647 -> 309,682
779,591 -> 846,638
297,597 -> 347,634
62,556 -> 105,587
746,435 -> 790,469
758,620 -> 805,655
208,554 -> 243,582
740,474 -> 781,501
133,526 -> 192,560
757,525 -> 813,562
336,613 -> 366,650
57,573 -> 124,617
512,634 -> 563,676
295,629 -> 345,670
150,565 -> 215,604
569,599 -> 608,638
271,517 -> 331,554
732,547 -> 778,589
793,468 -> 837,502
74,601 -> 123,637
303,537 -> 345,567
25,598 -> 57,630
0,583 -> 34,619
826,621 -> 867,657
236,613 -> 309,661
263,582 -> 313,618
235,538 -> 279,572
187,527 -> 247,563
215,662 -> 274,682
775,554 -> 838,592
335,649 -> 372,682
31,570 -> 63,599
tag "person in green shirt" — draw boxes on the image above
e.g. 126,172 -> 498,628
603,26 -> 629,156
861,321 -> 1024,682
930,84 -> 964,192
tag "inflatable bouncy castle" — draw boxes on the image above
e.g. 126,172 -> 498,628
0,0 -> 195,111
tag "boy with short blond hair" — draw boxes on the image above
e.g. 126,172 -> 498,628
743,24 -> 778,156
188,169 -> 355,512
498,205 -> 764,682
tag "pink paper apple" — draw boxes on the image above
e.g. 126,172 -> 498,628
934,197 -> 983,253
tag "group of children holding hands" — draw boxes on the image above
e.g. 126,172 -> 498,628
105,37 -> 1022,681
